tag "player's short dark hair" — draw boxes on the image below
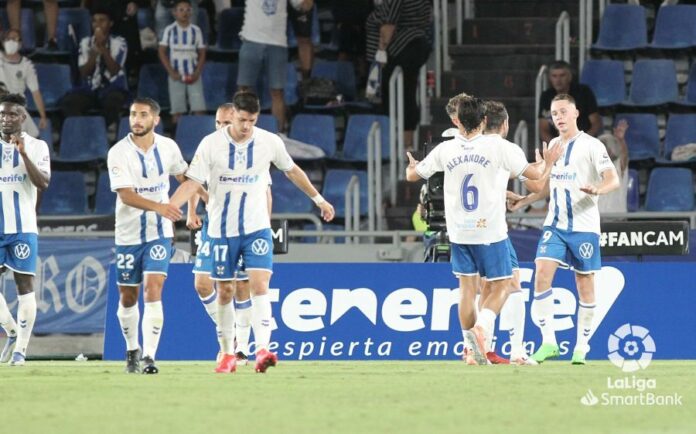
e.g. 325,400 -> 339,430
457,95 -> 485,133
232,91 -> 260,114
445,92 -> 469,117
0,93 -> 26,107
551,93 -> 576,105
91,8 -> 114,21
548,60 -> 572,72
174,0 -> 192,6
131,97 -> 161,115
483,100 -> 508,133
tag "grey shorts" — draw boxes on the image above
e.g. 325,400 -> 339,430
237,40 -> 288,90
168,76 -> 206,114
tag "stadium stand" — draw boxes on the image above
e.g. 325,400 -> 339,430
174,115 -> 215,161
289,113 -> 337,157
322,169 -> 368,218
94,171 -> 116,214
660,114 -> 696,163
625,59 -> 679,107
579,59 -> 625,107
340,114 -> 390,161
650,4 -> 696,50
39,171 -> 88,215
645,167 -> 695,211
56,116 -> 109,163
614,114 -> 660,162
257,113 -> 279,133
55,8 -> 92,52
138,63 -> 171,110
592,4 -> 647,52
311,60 -> 357,101
25,63 -> 72,112
270,170 -> 314,214
213,7 -> 244,52
627,169 -> 639,212
201,62 -> 238,110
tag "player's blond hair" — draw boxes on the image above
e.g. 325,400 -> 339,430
445,92 -> 470,118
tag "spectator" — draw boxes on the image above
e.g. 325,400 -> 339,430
289,0 -> 315,80
155,0 -> 201,40
6,0 -> 59,50
81,1 -> 148,83
332,0 -> 372,86
538,60 -> 602,144
0,81 -> 38,137
158,0 -> 207,124
366,0 -> 432,152
598,119 -> 629,214
0,29 -> 48,129
237,0 -> 289,131
60,10 -> 128,131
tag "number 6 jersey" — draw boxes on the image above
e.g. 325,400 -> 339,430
416,133 -> 529,244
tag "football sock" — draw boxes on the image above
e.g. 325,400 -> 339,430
117,303 -> 140,351
142,301 -> 164,359
502,291 -> 526,356
218,301 -> 235,355
575,302 -> 596,353
15,292 -> 37,356
251,294 -> 272,352
475,308 -> 497,352
234,298 -> 252,355
533,288 -> 557,345
0,292 -> 17,337
199,290 -> 219,326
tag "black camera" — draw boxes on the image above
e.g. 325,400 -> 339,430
419,138 -> 448,231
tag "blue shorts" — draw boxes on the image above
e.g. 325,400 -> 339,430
237,41 -> 288,90
535,226 -> 601,273
192,217 -> 212,274
507,238 -> 519,270
210,228 -> 273,281
0,233 -> 38,275
116,238 -> 173,286
451,239 -> 513,281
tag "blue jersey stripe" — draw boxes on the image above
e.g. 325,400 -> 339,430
153,147 -> 164,176
183,59 -> 190,76
0,193 -> 4,233
228,143 -> 235,170
173,58 -> 179,75
551,188 -> 559,228
12,149 -> 19,167
565,189 -> 573,232
156,213 -> 164,238
182,27 -> 188,45
13,191 -> 21,233
238,192 -> 247,236
220,191 -> 231,237
140,212 -> 147,243
172,26 -> 178,45
136,152 -> 148,178
564,139 -> 576,166
191,27 -> 197,46
246,140 -> 254,169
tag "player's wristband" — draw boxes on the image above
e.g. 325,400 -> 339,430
311,194 -> 326,205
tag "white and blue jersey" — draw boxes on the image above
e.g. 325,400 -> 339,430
536,132 -> 616,273
78,35 -> 128,90
108,133 -> 188,246
159,22 -> 206,77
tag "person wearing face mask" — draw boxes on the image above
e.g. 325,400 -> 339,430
0,29 -> 48,130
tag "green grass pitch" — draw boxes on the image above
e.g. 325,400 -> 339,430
4,360 -> 695,434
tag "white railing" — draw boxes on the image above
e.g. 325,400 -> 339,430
344,175 -> 360,244
433,0 -> 442,97
534,65 -> 548,150
513,120 -> 529,195
555,11 -> 570,63
579,0 -> 594,72
366,121 -> 384,232
455,0 -> 475,44
418,64 -> 429,125
388,66 -> 404,206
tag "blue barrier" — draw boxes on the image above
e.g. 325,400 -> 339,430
103,262 -> 696,360
0,238 -> 113,333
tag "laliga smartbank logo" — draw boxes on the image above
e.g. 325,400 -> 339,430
580,323 -> 682,407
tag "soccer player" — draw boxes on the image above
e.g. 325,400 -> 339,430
187,103 -> 274,365
170,91 -> 335,373
406,95 -> 562,365
0,93 -> 50,366
508,94 -> 619,365
107,97 -> 188,374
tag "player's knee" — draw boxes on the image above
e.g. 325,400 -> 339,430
217,282 -> 235,304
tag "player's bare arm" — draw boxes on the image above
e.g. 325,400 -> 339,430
284,165 -> 335,222
169,178 -> 203,210
580,167 -> 620,196
508,182 -> 550,212
117,188 -> 182,221
12,134 -> 49,190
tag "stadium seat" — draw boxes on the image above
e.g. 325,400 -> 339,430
136,7 -> 154,30
614,114 -> 659,161
593,4 -> 647,51
32,117 -> 53,150
675,62 -> 696,107
39,171 -> 87,215
289,114 -> 336,157
215,7 -> 244,51
117,116 -> 164,141
645,168 -> 694,211
197,7 -> 210,43
341,114 -> 390,161
57,116 -> 109,163
311,60 -> 358,101
202,62 -> 238,110
94,171 -> 116,214
579,60 -> 625,107
175,115 -> 214,161
627,169 -> 639,212
259,63 -> 299,109
0,9 -> 36,51
322,169 -> 368,218
138,63 -> 170,110
625,59 -> 678,107
650,5 -> 696,49
270,170 -> 313,214
256,114 -> 279,133
25,63 -> 72,111
55,8 -> 92,52
661,114 -> 696,162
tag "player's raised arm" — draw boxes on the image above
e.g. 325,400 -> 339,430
283,165 -> 335,222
